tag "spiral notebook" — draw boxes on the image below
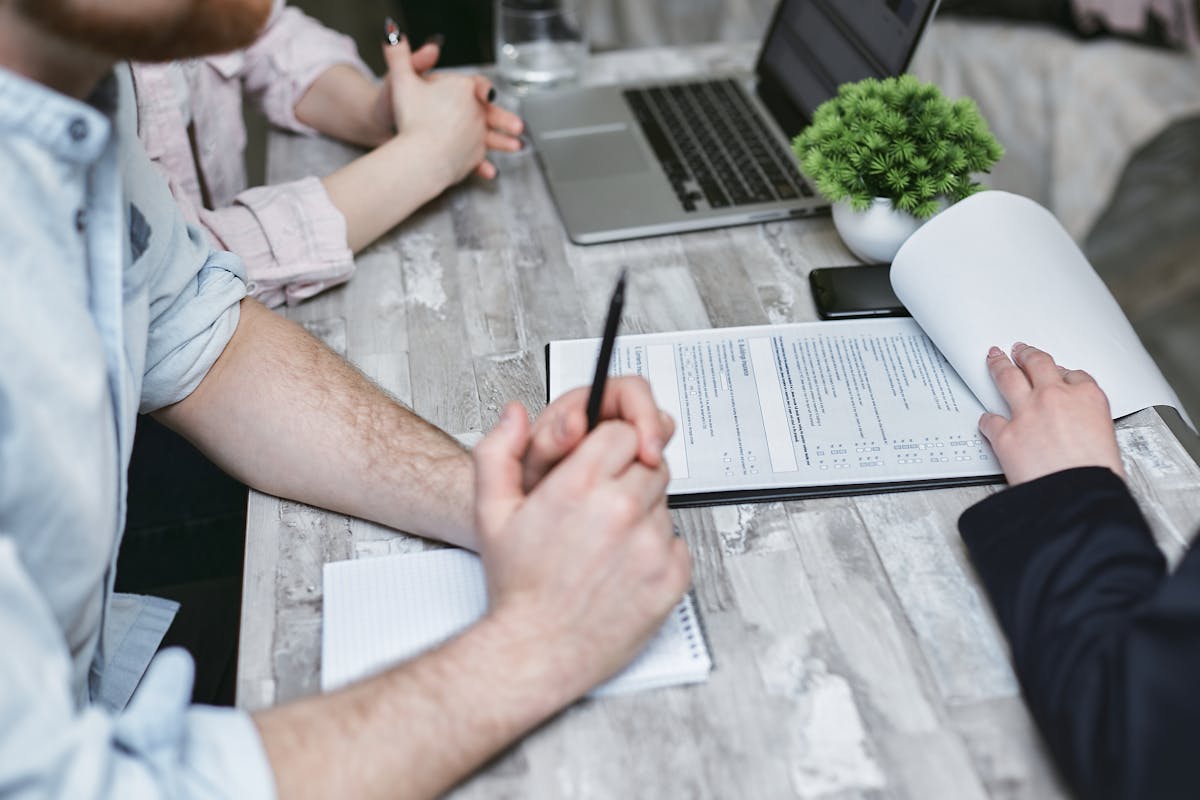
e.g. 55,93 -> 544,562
321,548 -> 712,697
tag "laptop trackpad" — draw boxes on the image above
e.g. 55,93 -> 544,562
541,128 -> 648,182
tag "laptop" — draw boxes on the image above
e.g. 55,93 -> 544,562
522,0 -> 941,244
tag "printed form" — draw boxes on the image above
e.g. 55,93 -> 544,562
548,318 -> 1000,497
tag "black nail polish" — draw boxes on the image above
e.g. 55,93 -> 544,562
384,17 -> 403,47
424,33 -> 446,49
487,87 -> 497,103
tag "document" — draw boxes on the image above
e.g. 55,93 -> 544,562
890,191 -> 1190,427
547,192 -> 1190,505
549,318 -> 1000,501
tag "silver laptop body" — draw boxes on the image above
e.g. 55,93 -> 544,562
523,0 -> 941,245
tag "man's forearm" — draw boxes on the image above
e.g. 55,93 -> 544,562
254,610 -> 574,800
156,299 -> 477,549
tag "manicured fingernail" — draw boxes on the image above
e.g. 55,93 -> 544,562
424,33 -> 445,48
1013,341 -> 1028,351
987,346 -> 1003,358
384,17 -> 402,47
487,86 -> 497,103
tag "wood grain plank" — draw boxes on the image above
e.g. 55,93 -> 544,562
397,205 -> 484,433
785,498 -> 947,734
854,490 -> 1019,707
236,492 -> 282,711
271,500 -> 353,704
948,698 -> 1070,800
473,349 -> 547,430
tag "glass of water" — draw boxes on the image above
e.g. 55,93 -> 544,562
495,0 -> 588,94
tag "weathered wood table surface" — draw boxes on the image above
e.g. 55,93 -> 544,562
237,43 -> 1200,799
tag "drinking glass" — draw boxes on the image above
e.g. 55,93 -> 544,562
494,0 -> 588,94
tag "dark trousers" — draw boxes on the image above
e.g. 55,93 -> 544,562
116,415 -> 248,706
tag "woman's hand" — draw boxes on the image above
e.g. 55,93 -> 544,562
979,343 -> 1124,485
379,31 -> 524,184
365,34 -> 443,146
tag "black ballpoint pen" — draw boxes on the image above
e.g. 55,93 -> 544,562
586,268 -> 628,431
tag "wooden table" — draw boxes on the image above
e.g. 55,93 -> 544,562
237,43 -> 1200,799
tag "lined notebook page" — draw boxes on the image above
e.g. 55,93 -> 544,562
321,549 -> 712,697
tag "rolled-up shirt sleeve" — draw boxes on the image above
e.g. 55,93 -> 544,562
197,176 -> 355,309
241,2 -> 374,135
140,220 -> 247,414
0,539 -> 276,799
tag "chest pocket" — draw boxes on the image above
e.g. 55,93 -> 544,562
129,203 -> 151,263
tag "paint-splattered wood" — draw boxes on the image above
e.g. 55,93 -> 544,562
238,43 -> 1200,799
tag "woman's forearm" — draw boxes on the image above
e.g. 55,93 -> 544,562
295,64 -> 392,149
320,133 -> 451,252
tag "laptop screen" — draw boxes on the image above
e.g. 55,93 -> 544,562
754,0 -> 939,135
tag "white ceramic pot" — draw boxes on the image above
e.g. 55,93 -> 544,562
831,197 -> 925,264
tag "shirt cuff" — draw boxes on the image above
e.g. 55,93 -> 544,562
115,648 -> 277,798
182,706 -> 278,799
958,466 -> 1145,578
140,244 -> 246,413
229,176 -> 355,307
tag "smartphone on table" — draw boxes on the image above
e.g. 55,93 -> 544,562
809,264 -> 910,320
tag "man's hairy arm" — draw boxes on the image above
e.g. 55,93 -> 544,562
155,298 -> 478,548
254,611 -> 565,800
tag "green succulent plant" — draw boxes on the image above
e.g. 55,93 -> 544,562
792,75 -> 1004,219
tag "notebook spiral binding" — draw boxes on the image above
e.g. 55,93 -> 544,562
679,591 -> 714,668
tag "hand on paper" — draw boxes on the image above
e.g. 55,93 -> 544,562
979,343 -> 1124,485
521,376 -> 675,492
472,402 -> 691,701
381,33 -> 523,183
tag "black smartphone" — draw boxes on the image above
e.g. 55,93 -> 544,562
809,264 -> 910,320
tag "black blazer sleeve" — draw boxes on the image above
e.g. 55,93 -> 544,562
959,466 -> 1200,800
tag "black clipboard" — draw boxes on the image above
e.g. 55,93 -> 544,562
545,343 -> 1005,508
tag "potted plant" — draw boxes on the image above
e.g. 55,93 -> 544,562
792,75 -> 1004,263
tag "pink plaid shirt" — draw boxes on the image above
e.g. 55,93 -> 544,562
132,1 -> 372,308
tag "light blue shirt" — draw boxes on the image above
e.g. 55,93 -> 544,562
0,63 -> 275,797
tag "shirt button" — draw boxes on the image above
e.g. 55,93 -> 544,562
68,117 -> 89,142
75,208 -> 88,233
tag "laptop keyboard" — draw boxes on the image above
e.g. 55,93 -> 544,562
624,79 -> 813,213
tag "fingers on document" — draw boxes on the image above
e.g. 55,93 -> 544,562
1011,342 -> 1063,387
986,345 -> 1031,408
1063,368 -> 1097,386
977,411 -> 1008,443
